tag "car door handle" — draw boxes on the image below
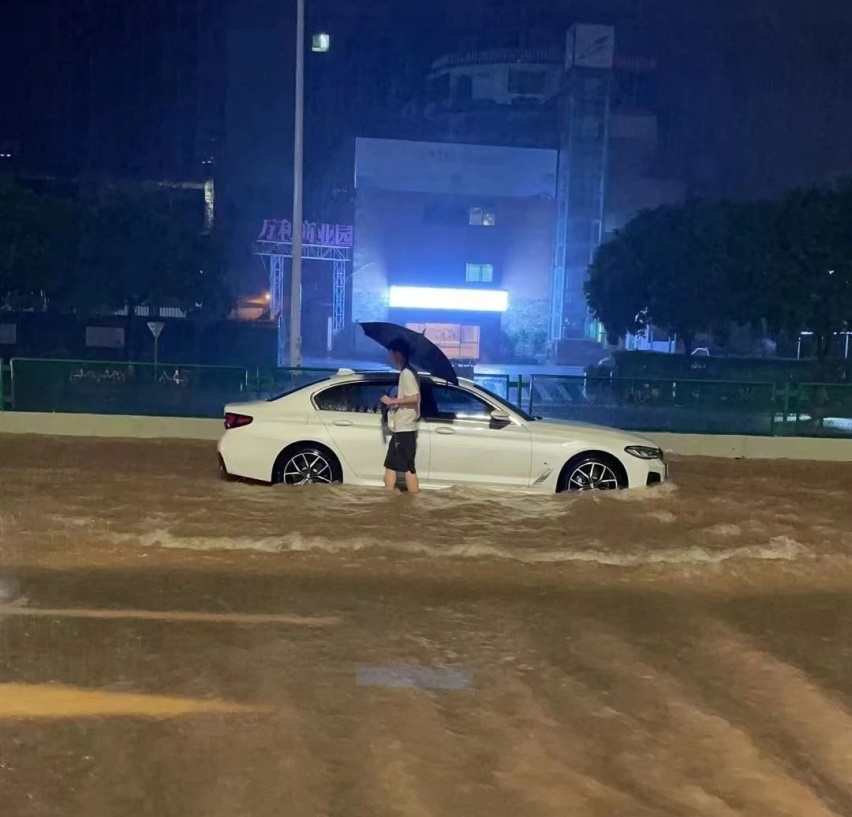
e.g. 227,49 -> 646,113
332,420 -> 353,427
435,427 -> 455,435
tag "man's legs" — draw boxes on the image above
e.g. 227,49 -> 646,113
403,470 -> 419,494
383,432 -> 419,493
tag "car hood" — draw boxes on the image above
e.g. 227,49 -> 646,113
527,417 -> 659,447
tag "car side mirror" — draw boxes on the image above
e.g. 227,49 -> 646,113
490,409 -> 511,425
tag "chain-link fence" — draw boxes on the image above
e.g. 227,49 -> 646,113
5,358 -> 852,437
0,359 -> 9,411
472,374 -> 511,401
9,358 -> 249,418
772,383 -> 852,438
527,375 -> 852,437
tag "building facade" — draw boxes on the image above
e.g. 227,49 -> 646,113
401,28 -> 684,353
350,138 -> 557,363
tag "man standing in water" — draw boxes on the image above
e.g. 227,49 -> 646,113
380,339 -> 421,494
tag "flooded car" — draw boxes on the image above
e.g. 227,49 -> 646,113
218,369 -> 667,492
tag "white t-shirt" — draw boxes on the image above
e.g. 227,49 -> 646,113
390,368 -> 420,432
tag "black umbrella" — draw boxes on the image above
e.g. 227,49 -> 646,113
359,322 -> 459,386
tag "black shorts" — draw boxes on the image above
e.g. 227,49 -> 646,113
384,431 -> 417,474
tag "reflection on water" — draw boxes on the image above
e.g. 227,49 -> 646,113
1,436 -> 852,816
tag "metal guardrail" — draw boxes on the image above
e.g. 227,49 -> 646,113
471,374 -> 511,401
0,359 -> 8,412
526,375 -> 852,438
2,359 -> 851,438
9,358 -> 250,419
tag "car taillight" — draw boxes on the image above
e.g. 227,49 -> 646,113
224,412 -> 253,429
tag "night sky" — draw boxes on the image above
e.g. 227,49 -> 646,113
3,0 -> 852,291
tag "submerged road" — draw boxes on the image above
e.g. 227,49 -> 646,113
1,436 -> 852,816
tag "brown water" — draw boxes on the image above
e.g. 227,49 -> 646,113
1,435 -> 852,816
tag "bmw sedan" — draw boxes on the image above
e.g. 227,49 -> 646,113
218,369 -> 667,492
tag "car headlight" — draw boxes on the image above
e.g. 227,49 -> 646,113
625,445 -> 664,460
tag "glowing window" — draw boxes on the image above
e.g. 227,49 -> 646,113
469,207 -> 496,226
465,263 -> 494,283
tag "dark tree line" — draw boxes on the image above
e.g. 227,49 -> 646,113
585,182 -> 852,358
0,181 -> 232,320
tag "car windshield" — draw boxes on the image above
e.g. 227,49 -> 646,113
472,382 -> 537,422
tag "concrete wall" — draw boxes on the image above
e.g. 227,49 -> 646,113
0,412 -> 222,441
649,433 -> 852,462
2,412 -> 852,462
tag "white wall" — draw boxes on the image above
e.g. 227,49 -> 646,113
0,413 -> 222,441
355,138 -> 557,199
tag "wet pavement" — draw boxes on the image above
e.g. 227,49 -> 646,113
2,436 -> 852,815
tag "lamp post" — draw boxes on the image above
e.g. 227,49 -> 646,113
288,0 -> 306,368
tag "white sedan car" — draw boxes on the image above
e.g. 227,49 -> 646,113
218,369 -> 667,492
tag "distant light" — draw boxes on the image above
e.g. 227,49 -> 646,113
203,179 -> 215,231
311,33 -> 330,53
388,286 -> 509,313
264,291 -> 271,302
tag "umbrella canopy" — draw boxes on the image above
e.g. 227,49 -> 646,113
359,322 -> 459,386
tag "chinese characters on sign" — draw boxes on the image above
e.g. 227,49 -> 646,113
257,219 -> 353,247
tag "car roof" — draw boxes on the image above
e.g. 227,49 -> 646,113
318,368 -> 474,387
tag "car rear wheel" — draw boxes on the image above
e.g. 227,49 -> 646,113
559,455 -> 625,492
275,445 -> 342,486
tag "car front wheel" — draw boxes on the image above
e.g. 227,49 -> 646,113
275,445 -> 342,486
559,455 -> 625,492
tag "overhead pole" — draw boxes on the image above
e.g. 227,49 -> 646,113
288,0 -> 306,368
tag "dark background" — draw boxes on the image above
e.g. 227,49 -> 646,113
3,0 -> 852,298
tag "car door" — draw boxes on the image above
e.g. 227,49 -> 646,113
421,382 -> 532,488
315,379 -> 431,485
313,380 -> 393,484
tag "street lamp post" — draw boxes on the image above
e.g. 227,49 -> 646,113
288,0 -> 306,368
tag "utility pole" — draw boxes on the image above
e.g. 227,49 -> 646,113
288,0 -> 306,368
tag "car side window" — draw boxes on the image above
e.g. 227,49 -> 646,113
426,385 -> 492,420
314,382 -> 393,413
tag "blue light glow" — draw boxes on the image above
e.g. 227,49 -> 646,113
388,286 -> 509,312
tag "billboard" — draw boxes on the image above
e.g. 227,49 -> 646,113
257,219 -> 353,247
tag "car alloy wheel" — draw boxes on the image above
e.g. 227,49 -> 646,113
281,450 -> 336,485
565,459 -> 621,491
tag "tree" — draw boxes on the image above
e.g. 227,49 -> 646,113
642,200 -> 730,354
768,184 -> 852,360
718,199 -> 776,331
585,214 -> 652,343
587,185 -> 852,361
73,187 -> 232,320
0,182 -> 78,309
586,200 -> 731,353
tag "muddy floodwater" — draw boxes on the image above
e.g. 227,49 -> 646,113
2,435 -> 852,817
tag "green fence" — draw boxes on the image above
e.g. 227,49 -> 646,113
9,359 -> 252,419
0,359 -> 9,411
471,374 -> 512,402
4,359 -> 517,419
527,375 -> 852,438
3,358 -> 852,438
